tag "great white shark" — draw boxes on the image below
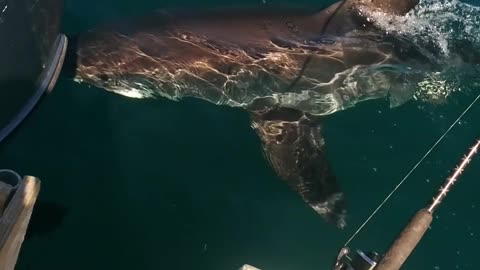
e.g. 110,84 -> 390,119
62,0 -> 445,228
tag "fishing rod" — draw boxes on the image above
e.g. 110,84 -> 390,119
333,137 -> 480,270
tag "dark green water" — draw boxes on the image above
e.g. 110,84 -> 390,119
0,0 -> 479,269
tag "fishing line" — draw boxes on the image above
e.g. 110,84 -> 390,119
343,92 -> 480,247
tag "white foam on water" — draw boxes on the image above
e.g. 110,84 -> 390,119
365,0 -> 480,104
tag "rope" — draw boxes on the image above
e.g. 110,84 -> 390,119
343,92 -> 480,247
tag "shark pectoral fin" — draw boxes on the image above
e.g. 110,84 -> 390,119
250,107 -> 346,228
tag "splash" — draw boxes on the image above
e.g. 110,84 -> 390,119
414,72 -> 460,104
363,0 -> 480,105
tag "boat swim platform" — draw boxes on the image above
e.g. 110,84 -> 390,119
0,169 -> 254,270
0,170 -> 40,270
0,168 -> 255,270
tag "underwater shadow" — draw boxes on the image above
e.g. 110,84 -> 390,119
25,200 -> 69,241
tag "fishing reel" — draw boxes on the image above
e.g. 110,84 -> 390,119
333,247 -> 382,270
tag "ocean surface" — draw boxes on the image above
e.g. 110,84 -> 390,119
0,0 -> 480,269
